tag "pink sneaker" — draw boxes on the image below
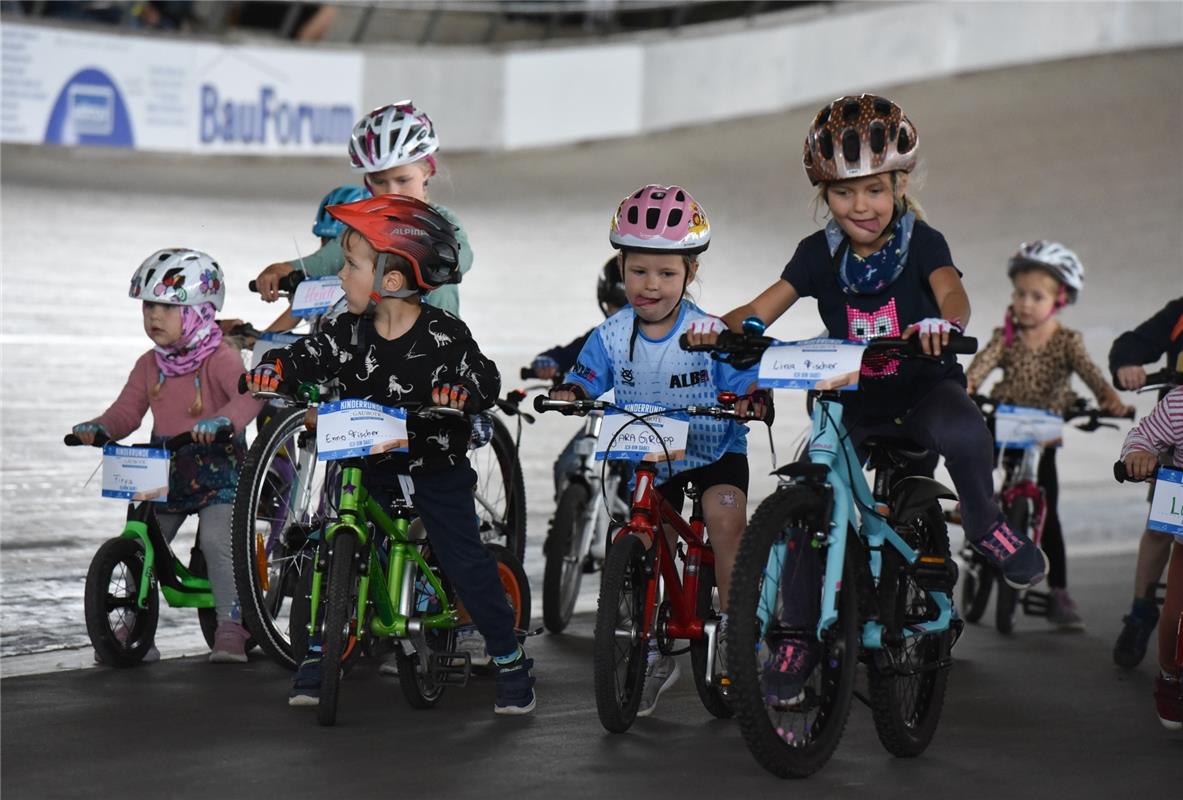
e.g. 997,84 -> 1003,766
209,621 -> 250,664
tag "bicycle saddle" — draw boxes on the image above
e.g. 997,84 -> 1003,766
862,435 -> 929,469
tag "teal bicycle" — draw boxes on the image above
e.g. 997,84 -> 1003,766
685,328 -> 975,777
67,428 -> 236,666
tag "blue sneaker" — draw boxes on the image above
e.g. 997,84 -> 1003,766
970,521 -> 1048,590
761,635 -> 819,709
289,652 -> 322,707
493,648 -> 536,715
1114,597 -> 1159,669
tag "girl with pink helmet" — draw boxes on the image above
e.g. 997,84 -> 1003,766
550,184 -> 770,719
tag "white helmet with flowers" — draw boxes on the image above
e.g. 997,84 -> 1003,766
128,248 -> 225,311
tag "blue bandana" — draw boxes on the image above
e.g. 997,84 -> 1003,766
826,210 -> 916,296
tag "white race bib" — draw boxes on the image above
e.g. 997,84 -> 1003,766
291,277 -> 345,318
995,405 -> 1063,448
1148,467 -> 1183,539
758,338 -> 865,391
317,400 -> 408,461
596,404 -> 689,463
250,332 -> 302,368
101,445 -> 169,503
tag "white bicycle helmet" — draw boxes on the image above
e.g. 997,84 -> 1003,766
128,248 -> 225,311
347,101 -> 439,174
1007,240 -> 1084,303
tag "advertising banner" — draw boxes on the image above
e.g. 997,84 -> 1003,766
1,22 -> 360,156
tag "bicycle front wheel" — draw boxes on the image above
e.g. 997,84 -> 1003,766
85,538 -> 159,667
543,482 -> 592,634
232,406 -> 329,669
318,532 -> 360,727
727,486 -> 859,778
689,562 -> 733,719
593,533 -> 651,733
470,414 -> 527,563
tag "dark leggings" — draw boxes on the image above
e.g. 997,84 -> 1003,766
1037,448 -> 1067,589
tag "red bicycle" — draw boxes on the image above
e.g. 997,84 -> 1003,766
534,393 -> 755,732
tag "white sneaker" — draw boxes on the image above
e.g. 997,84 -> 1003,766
455,625 -> 491,666
636,654 -> 681,718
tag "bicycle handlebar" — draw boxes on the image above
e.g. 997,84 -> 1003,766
1113,460 -> 1133,483
248,270 -> 307,295
64,428 -> 234,450
1137,368 -> 1183,392
679,330 -> 979,363
534,395 -> 760,421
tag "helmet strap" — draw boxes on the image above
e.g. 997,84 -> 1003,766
373,253 -> 420,301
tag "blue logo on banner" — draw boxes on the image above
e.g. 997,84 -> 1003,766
44,68 -> 134,148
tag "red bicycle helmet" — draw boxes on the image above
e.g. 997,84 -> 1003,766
327,195 -> 460,291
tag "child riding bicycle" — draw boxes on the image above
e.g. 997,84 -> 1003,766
245,194 -> 535,715
73,249 -> 262,663
965,240 -> 1132,629
548,184 -> 767,718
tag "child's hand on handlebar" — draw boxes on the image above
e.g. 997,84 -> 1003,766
71,421 -> 108,446
254,262 -> 295,303
682,320 -> 724,349
902,318 -> 961,357
1123,449 -> 1159,481
244,361 -> 284,394
192,416 -> 232,445
1116,365 -> 1148,391
1100,393 -> 1136,418
548,383 -> 587,403
735,387 -> 774,423
432,382 -> 472,411
531,356 -> 559,380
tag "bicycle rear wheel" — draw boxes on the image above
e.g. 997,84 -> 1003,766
727,486 -> 859,778
543,482 -> 592,634
232,406 -> 329,669
470,414 -> 527,564
868,504 -> 953,757
959,549 -> 993,624
318,532 -> 361,727
593,533 -> 651,733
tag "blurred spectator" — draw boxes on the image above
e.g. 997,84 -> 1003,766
232,2 -> 337,41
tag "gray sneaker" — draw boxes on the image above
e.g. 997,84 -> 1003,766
1048,588 -> 1085,630
636,654 -> 681,718
456,625 -> 491,667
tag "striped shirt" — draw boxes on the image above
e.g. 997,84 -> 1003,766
1121,386 -> 1183,468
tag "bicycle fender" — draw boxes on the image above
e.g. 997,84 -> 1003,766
890,476 -> 956,523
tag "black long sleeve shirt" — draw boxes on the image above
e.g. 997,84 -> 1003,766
265,306 -> 501,473
1108,297 -> 1183,380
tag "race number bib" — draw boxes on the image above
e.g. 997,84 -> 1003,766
317,400 -> 408,460
994,405 -> 1063,448
1148,467 -> 1183,538
291,277 -> 345,318
596,404 -> 689,463
101,445 -> 169,502
250,332 -> 302,368
758,339 -> 865,391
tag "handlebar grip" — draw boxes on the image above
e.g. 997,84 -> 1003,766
64,432 -> 110,447
165,428 -> 234,451
678,332 -> 718,352
249,271 -> 307,295
520,367 -> 537,380
1113,460 -> 1129,483
534,395 -> 574,414
944,334 -> 978,355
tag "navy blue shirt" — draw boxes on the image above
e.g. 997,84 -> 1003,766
781,219 -> 965,421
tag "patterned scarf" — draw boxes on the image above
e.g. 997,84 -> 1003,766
826,210 -> 915,296
153,303 -> 223,377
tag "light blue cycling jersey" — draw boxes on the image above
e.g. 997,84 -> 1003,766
568,300 -> 758,481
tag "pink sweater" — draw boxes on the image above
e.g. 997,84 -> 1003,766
95,345 -> 262,440
1121,386 -> 1183,469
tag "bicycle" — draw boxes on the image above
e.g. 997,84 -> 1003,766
959,396 -> 1134,634
535,392 -> 761,731
686,328 -> 975,777
67,428 -> 236,666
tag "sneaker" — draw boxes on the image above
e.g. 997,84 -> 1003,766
493,648 -> 536,715
288,652 -> 322,707
969,521 -> 1048,589
1047,588 -> 1085,630
378,657 -> 399,677
636,654 -> 681,718
1153,673 -> 1182,730
456,625 -> 491,667
761,635 -> 819,709
208,621 -> 250,664
95,616 -> 160,665
714,617 -> 730,683
1114,598 -> 1159,669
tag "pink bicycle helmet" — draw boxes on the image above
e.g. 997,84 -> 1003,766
609,185 -> 711,255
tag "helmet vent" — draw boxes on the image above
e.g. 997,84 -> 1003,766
818,129 -> 833,160
627,206 -> 639,225
646,207 -> 661,230
897,128 -> 913,154
872,97 -> 892,116
815,106 -> 831,127
841,129 -> 861,164
842,100 -> 861,122
674,190 -> 685,202
869,122 -> 886,154
667,208 -> 683,228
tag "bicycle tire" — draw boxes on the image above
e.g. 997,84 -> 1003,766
995,501 -> 1028,635
868,504 -> 953,757
472,414 -> 527,564
232,406 -> 325,670
85,538 -> 160,667
727,485 -> 859,778
960,553 -> 994,624
689,562 -> 733,719
593,533 -> 651,733
318,532 -> 359,727
543,483 -> 592,634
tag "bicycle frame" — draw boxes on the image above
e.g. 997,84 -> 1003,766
790,396 -> 954,648
307,462 -> 457,643
119,502 -> 214,611
997,446 -> 1048,547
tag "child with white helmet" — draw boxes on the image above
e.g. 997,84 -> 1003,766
72,249 -> 263,663
690,94 -> 1050,704
253,101 -> 473,318
966,241 -> 1132,629
549,185 -> 770,718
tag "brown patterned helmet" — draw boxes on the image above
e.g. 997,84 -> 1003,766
802,94 -> 918,186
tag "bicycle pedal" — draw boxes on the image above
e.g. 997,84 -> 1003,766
911,554 -> 958,593
428,651 -> 471,686
1021,590 -> 1050,617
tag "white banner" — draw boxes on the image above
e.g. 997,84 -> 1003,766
1,22 -> 361,156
